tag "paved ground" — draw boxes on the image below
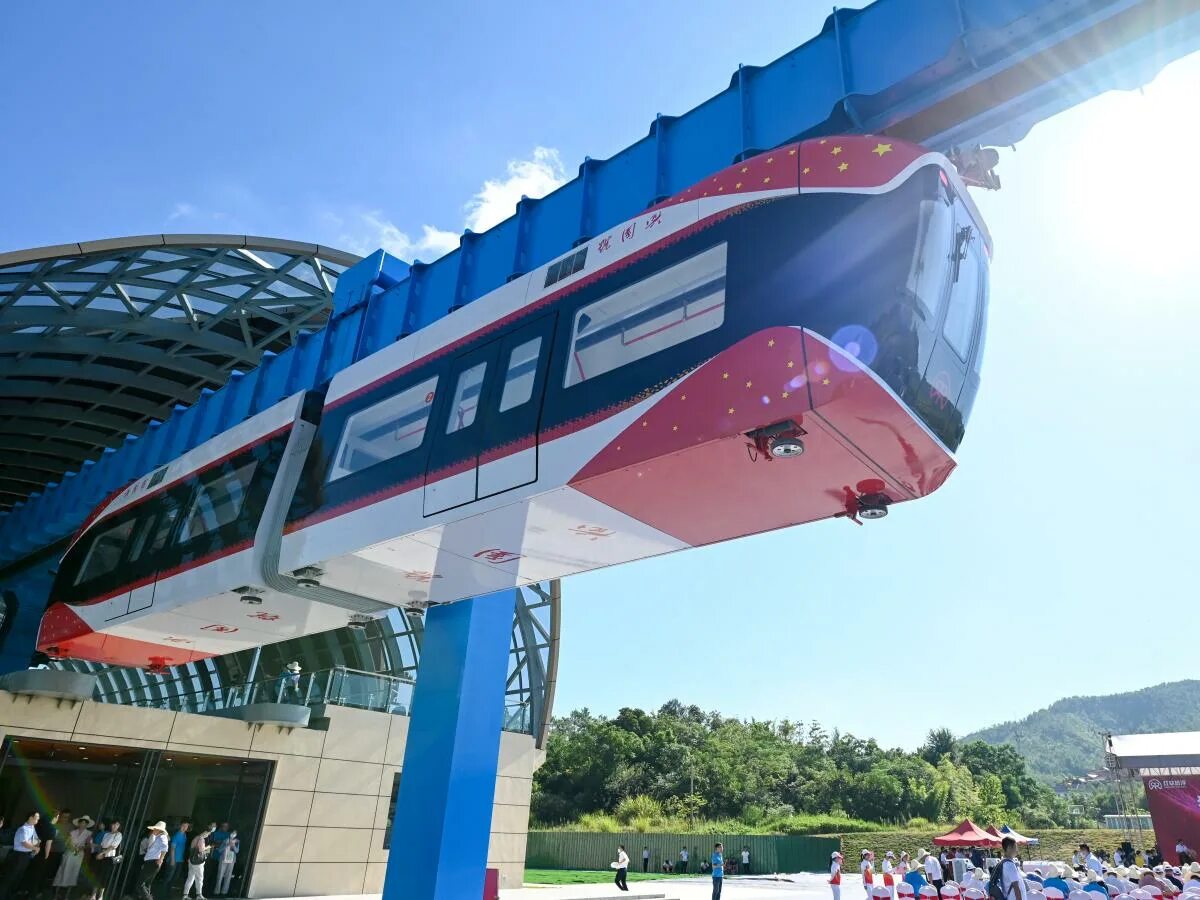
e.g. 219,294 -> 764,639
262,872 -> 863,900
503,871 -> 854,899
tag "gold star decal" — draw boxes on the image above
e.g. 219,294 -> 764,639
822,378 -> 831,385
781,391 -> 790,399
717,186 -> 724,192
787,360 -> 795,368
762,176 -> 771,184
788,148 -> 797,156
838,162 -> 849,172
767,339 -> 775,347
616,445 -> 621,451
722,372 -> 729,380
641,420 -> 648,427
745,380 -> 753,388
740,166 -> 748,173
727,407 -> 735,415
672,425 -> 678,432
802,167 -> 811,175
831,146 -> 843,156
680,394 -> 687,401
819,139 -> 827,145
702,191 -> 708,196
766,156 -> 774,164
873,142 -> 893,156
735,182 -> 743,189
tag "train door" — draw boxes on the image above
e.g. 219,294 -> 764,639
477,313 -> 556,499
423,341 -> 503,515
124,491 -> 183,615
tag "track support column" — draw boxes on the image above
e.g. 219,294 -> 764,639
383,589 -> 516,900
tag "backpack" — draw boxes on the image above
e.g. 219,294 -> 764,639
989,861 -> 1012,900
190,844 -> 208,866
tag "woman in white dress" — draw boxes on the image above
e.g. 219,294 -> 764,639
52,816 -> 94,898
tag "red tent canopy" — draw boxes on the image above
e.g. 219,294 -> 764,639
985,826 -> 1005,841
932,819 -> 1002,847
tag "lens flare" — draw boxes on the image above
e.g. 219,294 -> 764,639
830,324 -> 878,372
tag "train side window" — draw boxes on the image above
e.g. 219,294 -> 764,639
129,501 -> 181,563
943,236 -> 982,360
328,375 -> 439,482
446,362 -> 487,433
498,337 -> 543,412
179,461 -> 258,543
564,243 -> 727,387
74,518 -> 137,585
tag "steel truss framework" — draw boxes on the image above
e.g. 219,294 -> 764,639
52,583 -> 559,745
0,235 -> 357,511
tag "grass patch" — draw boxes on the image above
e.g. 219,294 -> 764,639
525,868 -> 697,885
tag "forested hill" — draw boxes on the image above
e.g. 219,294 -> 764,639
964,680 -> 1200,783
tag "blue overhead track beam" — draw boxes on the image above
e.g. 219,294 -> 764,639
1,0 -> 1197,568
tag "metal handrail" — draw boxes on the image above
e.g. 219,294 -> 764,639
94,665 -> 531,733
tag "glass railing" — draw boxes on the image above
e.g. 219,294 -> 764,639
98,666 -> 534,734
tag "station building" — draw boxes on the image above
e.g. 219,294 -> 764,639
0,237 -> 559,896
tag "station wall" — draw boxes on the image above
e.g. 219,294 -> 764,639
0,691 -> 538,895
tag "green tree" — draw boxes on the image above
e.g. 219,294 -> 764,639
920,728 -> 958,764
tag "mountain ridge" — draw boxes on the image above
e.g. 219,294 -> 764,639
963,680 -> 1200,782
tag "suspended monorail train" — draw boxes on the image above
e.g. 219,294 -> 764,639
38,135 -> 991,669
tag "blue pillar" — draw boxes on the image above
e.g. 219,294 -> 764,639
384,589 -> 516,900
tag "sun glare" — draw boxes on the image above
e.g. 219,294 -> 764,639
1058,56 -> 1200,279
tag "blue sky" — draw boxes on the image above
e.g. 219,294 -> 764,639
2,4 -> 1198,749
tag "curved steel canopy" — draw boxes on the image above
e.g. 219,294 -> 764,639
0,235 -> 359,511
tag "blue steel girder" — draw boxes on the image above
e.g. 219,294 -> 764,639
0,0 -> 1197,566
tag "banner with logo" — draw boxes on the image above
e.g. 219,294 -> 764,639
1143,776 -> 1200,863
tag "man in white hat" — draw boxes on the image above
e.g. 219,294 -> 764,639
283,661 -> 302,703
136,821 -> 169,900
831,851 -> 844,900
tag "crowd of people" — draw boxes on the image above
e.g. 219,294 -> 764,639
832,838 -> 1200,900
0,812 -> 242,900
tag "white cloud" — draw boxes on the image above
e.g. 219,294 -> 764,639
463,146 -> 567,233
335,147 -> 569,263
343,214 -> 461,261
166,202 -> 197,222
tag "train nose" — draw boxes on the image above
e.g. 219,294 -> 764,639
36,603 -> 95,657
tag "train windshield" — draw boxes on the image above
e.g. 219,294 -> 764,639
906,195 -> 955,320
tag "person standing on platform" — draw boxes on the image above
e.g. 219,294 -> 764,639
51,816 -> 93,900
643,846 -> 650,873
167,822 -> 191,889
924,849 -> 944,894
861,850 -> 876,899
38,809 -> 70,889
994,836 -> 1027,900
611,844 -> 630,892
0,812 -> 41,897
214,830 -> 239,897
831,850 -> 845,900
135,821 -> 168,900
206,823 -> 230,896
680,846 -> 689,874
91,821 -> 123,900
711,843 -> 725,900
883,850 -> 896,899
741,846 -> 751,876
183,826 -> 213,900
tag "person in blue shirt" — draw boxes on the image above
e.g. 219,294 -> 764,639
166,821 -> 190,888
711,842 -> 724,900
